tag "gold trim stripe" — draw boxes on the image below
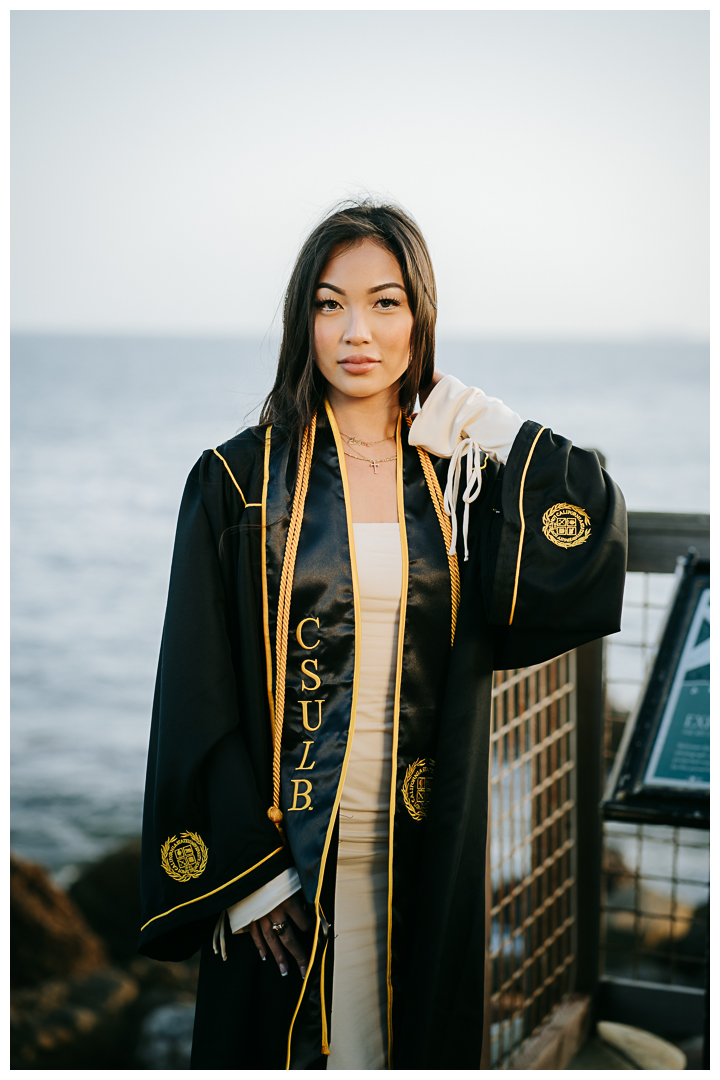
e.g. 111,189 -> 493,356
285,400 -> 364,1068
260,427 -> 275,732
508,426 -> 546,625
320,939 -> 330,1055
140,846 -> 285,931
386,411 -> 408,1068
285,911 -> 322,1067
213,447 -> 261,507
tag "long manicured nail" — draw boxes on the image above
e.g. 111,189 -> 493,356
279,963 -> 288,976
300,966 -> 307,979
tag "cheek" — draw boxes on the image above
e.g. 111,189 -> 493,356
313,318 -> 333,367
384,315 -> 413,363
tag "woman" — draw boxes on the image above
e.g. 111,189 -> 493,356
139,201 -> 627,1069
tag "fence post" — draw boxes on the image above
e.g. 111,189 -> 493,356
574,637 -> 605,996
481,806 -> 492,1068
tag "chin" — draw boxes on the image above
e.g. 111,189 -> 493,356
328,372 -> 406,401
343,381 -> 390,397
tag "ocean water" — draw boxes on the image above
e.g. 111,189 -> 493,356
10,335 -> 709,875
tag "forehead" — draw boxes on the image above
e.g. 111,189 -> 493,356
319,239 -> 403,285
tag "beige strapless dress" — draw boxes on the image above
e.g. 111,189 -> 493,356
326,523 -> 402,1071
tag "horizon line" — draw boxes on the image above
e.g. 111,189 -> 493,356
9,328 -> 710,346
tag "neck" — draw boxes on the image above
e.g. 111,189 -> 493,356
325,384 -> 400,443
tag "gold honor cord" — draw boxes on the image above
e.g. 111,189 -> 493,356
267,413 -> 318,829
410,420 -> 461,645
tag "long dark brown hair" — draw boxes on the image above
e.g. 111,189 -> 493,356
259,199 -> 437,448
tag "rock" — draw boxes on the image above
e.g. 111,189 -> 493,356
128,954 -> 200,996
126,955 -> 199,1063
69,838 -> 142,963
135,1002 -> 196,1069
10,845 -> 203,1068
10,967 -> 139,1069
597,1021 -> 687,1070
11,852 -> 107,988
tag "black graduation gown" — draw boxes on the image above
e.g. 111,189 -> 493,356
138,401 -> 627,1069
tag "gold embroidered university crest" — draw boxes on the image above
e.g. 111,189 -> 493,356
161,831 -> 208,882
542,503 -> 591,549
402,758 -> 434,821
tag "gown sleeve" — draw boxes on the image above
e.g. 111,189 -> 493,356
138,448 -> 293,961
410,375 -> 627,669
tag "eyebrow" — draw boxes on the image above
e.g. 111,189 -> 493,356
316,281 -> 406,296
369,282 -> 406,294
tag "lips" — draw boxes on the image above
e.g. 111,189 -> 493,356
338,354 -> 380,375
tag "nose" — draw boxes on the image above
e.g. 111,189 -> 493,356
344,308 -> 372,346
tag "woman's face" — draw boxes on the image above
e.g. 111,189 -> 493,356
313,239 -> 414,403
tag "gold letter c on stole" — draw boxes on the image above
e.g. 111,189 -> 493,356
296,617 -> 320,650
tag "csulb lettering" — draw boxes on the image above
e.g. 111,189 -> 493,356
288,779 -> 313,811
297,740 -> 316,770
301,658 -> 322,692
299,699 -> 326,732
296,618 -> 320,651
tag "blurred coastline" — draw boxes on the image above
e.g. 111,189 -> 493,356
11,333 -> 709,876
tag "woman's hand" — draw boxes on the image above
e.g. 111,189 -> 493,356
248,890 -> 312,979
418,367 -> 446,409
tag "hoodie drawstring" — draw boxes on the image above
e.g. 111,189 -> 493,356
443,438 -> 489,562
213,909 -> 228,961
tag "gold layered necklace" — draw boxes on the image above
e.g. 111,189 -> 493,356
340,432 -> 389,447
339,430 -> 397,475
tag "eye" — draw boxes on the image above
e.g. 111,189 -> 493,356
315,297 -> 342,312
375,296 -> 401,309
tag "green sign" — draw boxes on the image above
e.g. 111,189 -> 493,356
644,587 -> 710,790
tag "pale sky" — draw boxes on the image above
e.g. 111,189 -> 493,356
11,9 -> 709,339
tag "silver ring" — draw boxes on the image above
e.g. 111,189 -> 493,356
272,921 -> 288,936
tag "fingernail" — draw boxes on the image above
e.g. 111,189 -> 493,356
280,965 -> 288,977
261,955 -> 266,961
300,966 -> 307,979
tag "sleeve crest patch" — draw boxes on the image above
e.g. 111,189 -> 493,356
542,503 -> 591,549
402,758 -> 434,821
161,831 -> 209,882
